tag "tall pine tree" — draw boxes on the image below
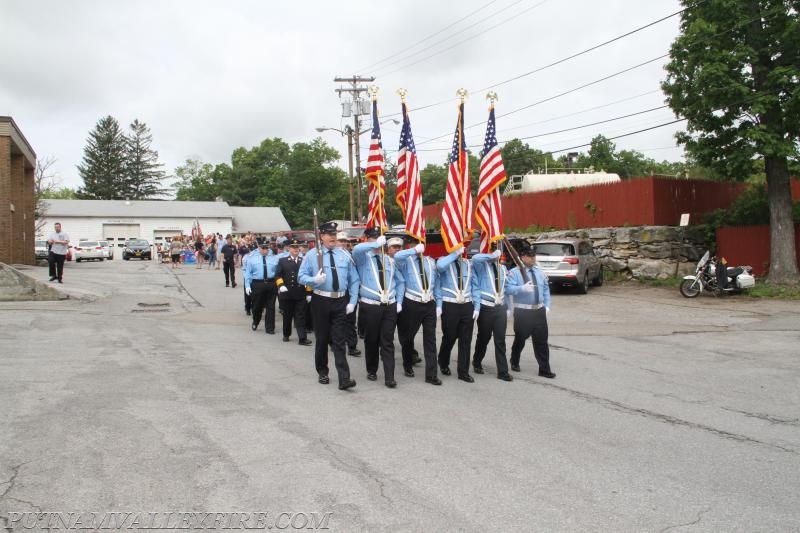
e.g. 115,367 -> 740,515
125,119 -> 167,199
77,116 -> 127,199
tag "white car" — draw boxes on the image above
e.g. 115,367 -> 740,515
99,240 -> 114,260
74,241 -> 105,262
34,240 -> 49,260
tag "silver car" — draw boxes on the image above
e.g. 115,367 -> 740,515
34,240 -> 49,259
74,240 -> 105,262
532,238 -> 603,294
99,240 -> 114,260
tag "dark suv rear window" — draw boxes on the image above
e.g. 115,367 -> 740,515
533,243 -> 575,256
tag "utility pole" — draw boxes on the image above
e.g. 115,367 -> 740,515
335,75 -> 374,225
344,125 -> 354,226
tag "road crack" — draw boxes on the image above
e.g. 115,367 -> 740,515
659,507 -> 711,532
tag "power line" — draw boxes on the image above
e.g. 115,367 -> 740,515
375,0 -> 547,78
356,0 -> 500,73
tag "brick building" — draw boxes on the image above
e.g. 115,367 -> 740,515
0,117 -> 36,265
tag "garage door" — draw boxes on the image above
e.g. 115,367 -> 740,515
153,230 -> 181,246
103,224 -> 140,248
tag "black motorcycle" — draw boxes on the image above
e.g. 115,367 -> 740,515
679,251 -> 755,298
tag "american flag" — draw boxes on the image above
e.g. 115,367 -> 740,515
364,99 -> 387,230
440,100 -> 472,253
475,107 -> 506,253
396,102 -> 425,243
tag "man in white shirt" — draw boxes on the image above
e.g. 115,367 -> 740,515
46,222 -> 70,283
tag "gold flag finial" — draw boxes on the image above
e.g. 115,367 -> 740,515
368,85 -> 380,100
456,88 -> 468,102
486,91 -> 498,106
396,88 -> 408,103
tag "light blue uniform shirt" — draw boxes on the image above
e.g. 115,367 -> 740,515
436,249 -> 481,313
471,253 -> 509,308
298,245 -> 360,306
505,264 -> 551,309
394,248 -> 442,307
352,241 -> 405,304
244,251 -> 279,289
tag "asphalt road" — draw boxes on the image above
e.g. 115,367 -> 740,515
1,257 -> 799,532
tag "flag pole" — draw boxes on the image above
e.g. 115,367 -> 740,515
399,88 -> 428,293
486,91 -> 501,292
369,85 -> 389,300
456,88 -> 468,291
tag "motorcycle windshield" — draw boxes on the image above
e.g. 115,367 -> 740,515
697,251 -> 710,270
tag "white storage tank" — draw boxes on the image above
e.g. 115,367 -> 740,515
504,170 -> 621,194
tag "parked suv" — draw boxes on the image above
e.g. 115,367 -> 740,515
532,238 -> 603,294
123,239 -> 152,260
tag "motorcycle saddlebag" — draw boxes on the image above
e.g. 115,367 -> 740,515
736,273 -> 755,289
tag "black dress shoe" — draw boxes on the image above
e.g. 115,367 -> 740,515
299,339 -> 313,346
440,367 -> 451,376
225,283 -> 229,287
458,374 -> 475,383
265,330 -> 275,335
232,284 -> 237,288
497,372 -> 514,382
367,373 -> 377,381
473,365 -> 484,374
48,277 -> 56,281
339,378 -> 356,390
282,336 -> 290,342
246,309 -> 251,316
403,368 -> 415,378
385,380 -> 397,388
348,348 -> 362,356
411,355 -> 422,365
318,375 -> 330,385
511,364 -> 521,372
538,370 -> 556,379
251,323 -> 257,331
425,376 -> 442,386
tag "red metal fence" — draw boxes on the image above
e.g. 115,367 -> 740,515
422,177 -> 750,230
716,224 -> 800,277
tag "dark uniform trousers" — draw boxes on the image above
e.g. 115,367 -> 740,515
360,302 -> 397,381
243,286 -> 252,313
251,279 -> 277,332
399,298 -> 438,378
311,295 -> 351,384
437,301 -> 475,377
510,307 -> 551,373
473,304 -> 510,374
223,260 -> 236,286
280,294 -> 307,340
48,251 -> 66,280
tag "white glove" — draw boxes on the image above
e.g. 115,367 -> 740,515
396,303 -> 403,313
414,243 -> 425,254
452,246 -> 464,256
346,303 -> 356,314
313,271 -> 326,285
546,307 -> 551,317
278,286 -> 288,294
521,282 -> 535,293
491,249 -> 502,259
306,295 -> 312,303
472,310 -> 480,320
436,307 -> 442,317
245,287 -> 252,295
375,235 -> 387,247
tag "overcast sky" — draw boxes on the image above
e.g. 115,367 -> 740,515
0,0 -> 687,192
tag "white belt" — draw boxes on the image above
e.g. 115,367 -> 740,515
443,296 -> 472,304
480,299 -> 506,308
360,296 -> 396,306
514,303 -> 543,310
313,290 -> 347,298
405,294 -> 433,303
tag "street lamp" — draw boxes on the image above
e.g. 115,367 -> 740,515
316,118 -> 400,225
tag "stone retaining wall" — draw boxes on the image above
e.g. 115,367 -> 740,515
507,226 -> 710,279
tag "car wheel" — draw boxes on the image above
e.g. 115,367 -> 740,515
592,266 -> 604,286
76,258 -> 81,263
577,272 -> 589,294
123,256 -> 129,261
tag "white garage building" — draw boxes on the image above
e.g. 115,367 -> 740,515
39,200 -> 290,250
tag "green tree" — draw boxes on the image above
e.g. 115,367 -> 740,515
662,0 -> 799,284
174,157 -> 218,201
125,119 -> 168,199
500,139 -> 557,177
77,116 -> 127,199
282,139 -> 348,227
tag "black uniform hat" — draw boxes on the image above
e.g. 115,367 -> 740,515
519,245 -> 535,257
363,227 -> 380,239
319,221 -> 338,235
287,238 -> 301,247
258,241 -> 271,249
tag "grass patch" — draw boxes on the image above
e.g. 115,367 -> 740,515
637,277 -> 682,288
745,283 -> 800,300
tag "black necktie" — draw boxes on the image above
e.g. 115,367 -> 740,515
529,269 -> 539,305
375,255 -> 385,289
418,256 -> 427,290
492,263 -> 499,293
456,259 -> 463,290
329,250 -> 339,291
262,255 -> 267,278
